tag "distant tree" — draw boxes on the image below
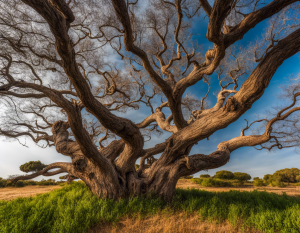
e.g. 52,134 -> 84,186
233,172 -> 251,182
253,177 -> 260,181
200,174 -> 211,178
263,174 -> 272,183
215,170 -> 234,180
20,161 -> 47,173
273,168 -> 300,183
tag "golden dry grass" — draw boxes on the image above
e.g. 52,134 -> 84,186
88,211 -> 259,233
176,179 -> 300,197
0,185 -> 62,201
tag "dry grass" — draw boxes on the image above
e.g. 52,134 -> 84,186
1,180 -> 299,201
176,179 -> 300,197
0,185 -> 62,201
88,212 -> 259,233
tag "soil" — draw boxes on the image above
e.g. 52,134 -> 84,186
0,185 -> 62,201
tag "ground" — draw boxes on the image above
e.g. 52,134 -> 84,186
0,185 -> 61,201
176,179 -> 300,197
88,212 -> 257,233
1,180 -> 299,232
1,180 -> 299,201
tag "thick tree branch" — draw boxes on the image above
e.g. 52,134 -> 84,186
199,0 -> 212,17
224,0 -> 299,48
10,162 -> 72,182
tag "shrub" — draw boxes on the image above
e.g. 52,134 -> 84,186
200,174 -> 210,178
24,180 -> 37,186
0,180 -> 6,188
228,180 -> 244,187
233,172 -> 251,182
15,180 -> 25,187
215,170 -> 234,179
181,175 -> 193,179
253,179 -> 265,186
192,178 -> 232,187
269,179 -> 286,187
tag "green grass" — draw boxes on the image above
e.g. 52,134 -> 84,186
0,182 -> 300,233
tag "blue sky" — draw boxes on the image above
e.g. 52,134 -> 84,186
0,2 -> 300,181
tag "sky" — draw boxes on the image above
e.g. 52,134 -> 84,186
1,1 -> 300,181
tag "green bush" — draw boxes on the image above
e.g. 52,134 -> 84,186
192,178 -> 235,187
253,179 -> 265,186
233,172 -> 251,182
200,174 -> 210,178
215,170 -> 234,179
24,180 -> 37,186
269,179 -> 286,187
0,180 -> 6,188
15,180 -> 25,187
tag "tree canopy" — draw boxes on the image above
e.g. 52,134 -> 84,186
1,0 -> 300,200
19,161 -> 48,173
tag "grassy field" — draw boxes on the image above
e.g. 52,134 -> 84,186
1,179 -> 299,202
1,181 -> 300,233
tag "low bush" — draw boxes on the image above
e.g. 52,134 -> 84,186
269,180 -> 286,187
0,180 -> 6,188
191,178 -> 243,187
15,180 -> 25,187
253,179 -> 266,186
200,174 -> 210,178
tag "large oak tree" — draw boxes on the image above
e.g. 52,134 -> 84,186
1,0 -> 300,200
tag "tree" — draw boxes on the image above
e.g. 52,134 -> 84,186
233,172 -> 251,182
20,161 -> 47,173
263,174 -> 272,184
1,0 -> 300,201
272,168 -> 300,183
215,170 -> 234,180
200,174 -> 210,178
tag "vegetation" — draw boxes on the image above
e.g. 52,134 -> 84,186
200,174 -> 210,178
194,171 -> 251,187
19,161 -> 48,173
233,172 -> 251,182
0,178 -> 63,188
253,178 -> 265,187
1,182 -> 300,233
215,170 -> 235,180
192,178 -> 243,187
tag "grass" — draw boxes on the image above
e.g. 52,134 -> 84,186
0,182 -> 300,233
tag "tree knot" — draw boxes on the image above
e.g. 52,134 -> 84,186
73,158 -> 87,172
224,97 -> 239,112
